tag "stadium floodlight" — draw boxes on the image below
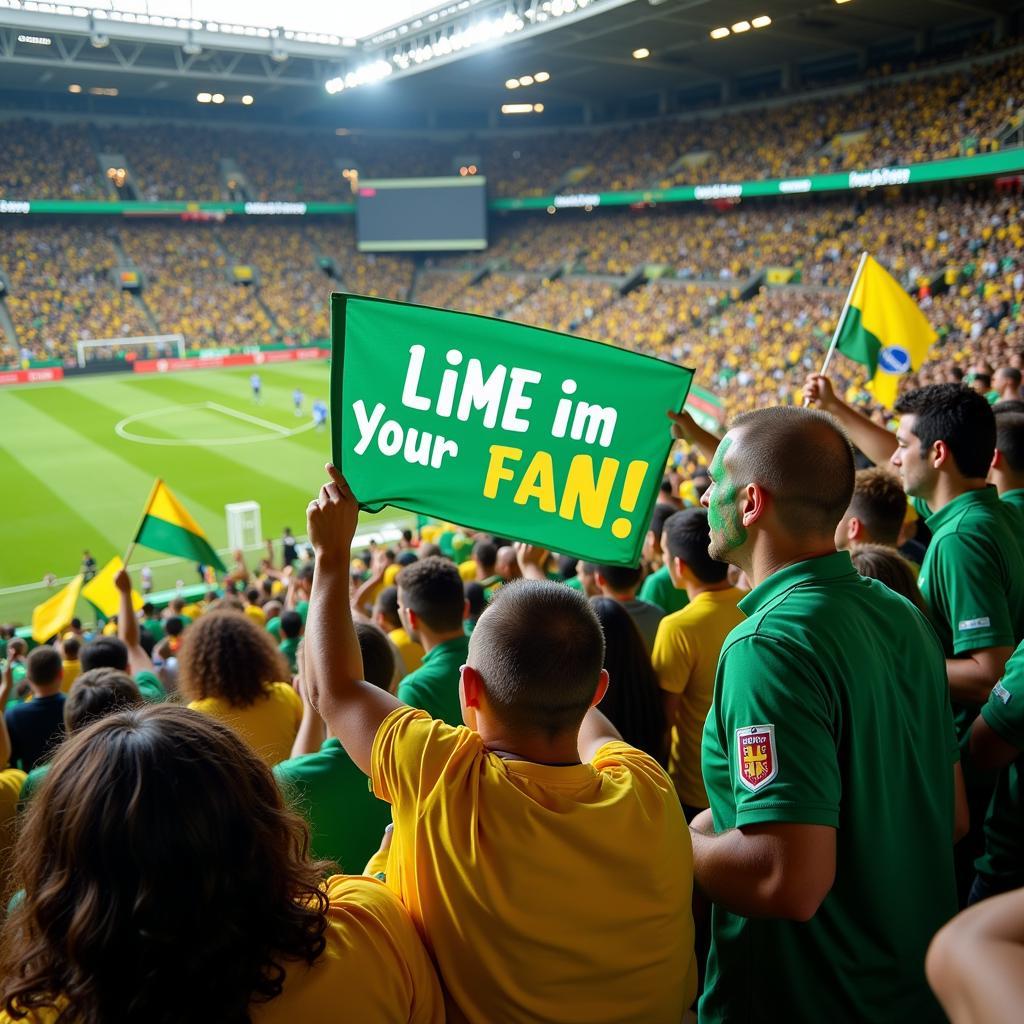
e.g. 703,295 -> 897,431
501,102 -> 535,114
17,34 -> 52,45
211,93 -> 225,104
68,84 -> 82,93
197,91 -> 212,103
535,71 -> 550,82
242,94 -> 254,105
519,74 -> 534,85
90,32 -> 109,48
505,78 -> 519,88
710,26 -> 730,38
752,15 -> 772,27
533,102 -> 544,112
632,47 -> 650,59
324,58 -> 393,95
182,33 -> 203,56
731,20 -> 751,32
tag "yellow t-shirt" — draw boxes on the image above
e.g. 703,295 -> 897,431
182,603 -> 203,621
60,660 -> 81,693
457,560 -> 477,582
189,682 -> 303,767
372,707 -> 696,1024
244,604 -> 267,626
652,587 -> 746,808
388,628 -> 425,675
384,563 -> 401,588
0,876 -> 443,1024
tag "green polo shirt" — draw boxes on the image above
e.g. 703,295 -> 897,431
279,637 -> 300,674
638,565 -> 689,616
700,551 -> 957,1024
274,738 -> 392,874
915,487 -> 1024,740
396,634 -> 469,726
134,671 -> 166,704
974,640 -> 1024,888
1001,487 -> 1024,522
142,618 -> 165,642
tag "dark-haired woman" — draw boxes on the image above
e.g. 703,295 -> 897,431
0,704 -> 442,1024
180,610 -> 302,766
590,597 -> 668,764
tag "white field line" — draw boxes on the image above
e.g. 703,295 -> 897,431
204,402 -> 291,435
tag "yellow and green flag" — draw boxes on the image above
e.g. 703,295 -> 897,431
133,480 -> 226,572
835,255 -> 936,409
82,556 -> 144,619
31,574 -> 83,643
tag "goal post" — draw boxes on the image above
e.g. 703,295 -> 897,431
76,334 -> 185,368
225,501 -> 263,552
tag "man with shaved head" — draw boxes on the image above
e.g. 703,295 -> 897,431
668,405 -> 965,1024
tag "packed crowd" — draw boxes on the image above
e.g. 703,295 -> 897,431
2,45 -> 1022,204
6,348 -> 1024,1019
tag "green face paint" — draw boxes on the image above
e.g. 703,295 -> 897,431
707,436 -> 748,556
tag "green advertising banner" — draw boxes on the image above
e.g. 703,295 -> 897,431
331,294 -> 693,566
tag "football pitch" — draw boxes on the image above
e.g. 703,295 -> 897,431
0,361 -> 409,625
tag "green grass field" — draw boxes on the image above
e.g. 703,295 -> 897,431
0,361 -> 409,625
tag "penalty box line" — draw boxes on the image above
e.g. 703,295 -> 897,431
204,402 -> 291,435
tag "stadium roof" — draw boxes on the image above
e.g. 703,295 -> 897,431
0,0 -> 1020,127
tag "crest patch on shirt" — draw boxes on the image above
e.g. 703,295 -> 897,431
958,617 -> 991,631
993,682 -> 1013,706
736,724 -> 778,792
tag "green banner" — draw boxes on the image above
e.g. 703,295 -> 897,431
331,294 -> 693,566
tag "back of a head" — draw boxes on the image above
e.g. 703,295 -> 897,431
62,635 -> 81,660
80,636 -> 130,674
647,502 -> 678,544
469,580 -> 604,738
27,646 -> 62,688
895,383 -> 996,480
396,557 -> 465,633
730,406 -> 855,537
995,408 -> 1024,474
850,543 -> 928,615
280,610 -> 303,640
354,622 -> 395,691
177,611 -> 289,707
996,366 -> 1022,388
848,468 -> 907,547
373,585 -> 401,629
588,597 -> 666,762
465,582 -> 487,620
595,563 -> 643,594
663,508 -> 728,583
246,588 -> 261,605
164,616 -> 184,638
64,668 -> 143,733
0,704 -> 328,1024
472,539 -> 498,574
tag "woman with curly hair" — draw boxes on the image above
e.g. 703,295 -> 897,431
179,610 -> 303,766
0,705 -> 442,1024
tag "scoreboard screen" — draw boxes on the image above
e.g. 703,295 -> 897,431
356,176 -> 487,252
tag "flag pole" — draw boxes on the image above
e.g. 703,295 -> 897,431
124,477 -> 162,568
819,251 -> 869,378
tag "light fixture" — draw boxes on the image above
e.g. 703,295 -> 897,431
501,103 -> 535,114
68,83 -> 82,93
834,0 -> 853,4
710,26 -> 730,38
17,34 -> 52,45
519,74 -> 534,85
197,92 -> 212,103
632,47 -> 650,59
731,20 -> 751,32
270,44 -> 288,63
242,94 -> 254,105
505,78 -> 519,88
211,93 -> 225,104
751,15 -> 771,27
182,31 -> 202,56
90,32 -> 109,48
533,103 -> 544,112
335,127 -> 351,136
88,86 -> 118,96
535,71 -> 550,82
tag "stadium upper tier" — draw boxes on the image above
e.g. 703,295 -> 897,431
1,49 -> 1022,204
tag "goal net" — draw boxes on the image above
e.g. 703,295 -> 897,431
76,334 -> 185,368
